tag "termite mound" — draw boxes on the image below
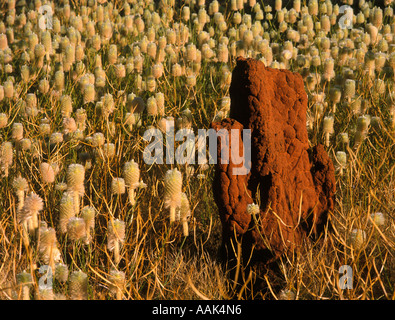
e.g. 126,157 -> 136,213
211,57 -> 336,279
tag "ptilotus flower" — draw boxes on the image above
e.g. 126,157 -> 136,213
147,41 -> 157,59
146,76 -> 156,92
109,269 -> 125,300
62,117 -> 77,135
186,74 -> 197,88
0,33 -> 8,50
54,70 -> 65,92
323,58 -> 335,81
81,206 -> 95,244
372,7 -> 383,28
374,52 -> 386,73
41,30 -> 52,55
123,160 -> 140,206
38,226 -> 62,270
107,44 -> 118,65
25,93 -> 37,113
343,79 -> 356,102
49,132 -> 64,145
247,203 -> 260,216
115,63 -> 126,78
75,108 -> 87,131
100,93 -> 115,118
152,63 -> 164,79
279,289 -> 296,300
16,270 -> 33,300
67,217 -> 87,242
171,63 -> 182,77
335,151 -> 347,176
367,24 -> 378,45
11,122 -> 23,142
103,143 -> 116,158
83,83 -> 95,104
339,132 -> 349,149
67,164 -> 85,215
40,162 -> 55,184
164,168 -> 182,223
36,287 -> 54,300
217,43 -> 229,63
59,191 -> 75,234
69,270 -> 88,300
134,15 -> 145,33
60,94 -> 73,118
322,115 -> 334,147
329,86 -> 341,112
38,79 -> 50,94
12,175 -> 28,212
155,92 -> 165,116
19,192 -> 44,235
100,19 -> 113,41
0,112 -> 7,128
374,79 -> 386,96
370,212 -> 385,227
147,96 -> 158,116
21,65 -> 30,83
55,263 -> 69,283
108,219 -> 125,264
355,115 -> 370,146
350,228 -> 366,250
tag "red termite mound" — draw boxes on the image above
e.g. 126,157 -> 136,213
212,57 -> 336,268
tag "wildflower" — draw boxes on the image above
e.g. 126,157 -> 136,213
83,83 -> 95,104
16,271 -> 33,300
11,123 -> 23,142
40,162 -> 55,184
81,206 -> 95,244
67,217 -> 87,241
67,164 -> 85,215
370,212 -> 385,227
1,141 -> 13,177
38,226 -> 62,269
108,219 -> 125,264
55,264 -> 69,283
69,271 -> 88,300
147,96 -> 158,116
350,228 -> 366,249
322,116 -> 334,147
335,151 -> 347,176
123,160 -> 140,205
247,203 -> 260,215
0,113 -> 8,128
109,269 -> 125,300
164,169 -> 182,223
18,192 -> 44,234
59,191 -> 75,234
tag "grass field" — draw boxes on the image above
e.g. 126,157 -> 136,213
0,0 -> 395,300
